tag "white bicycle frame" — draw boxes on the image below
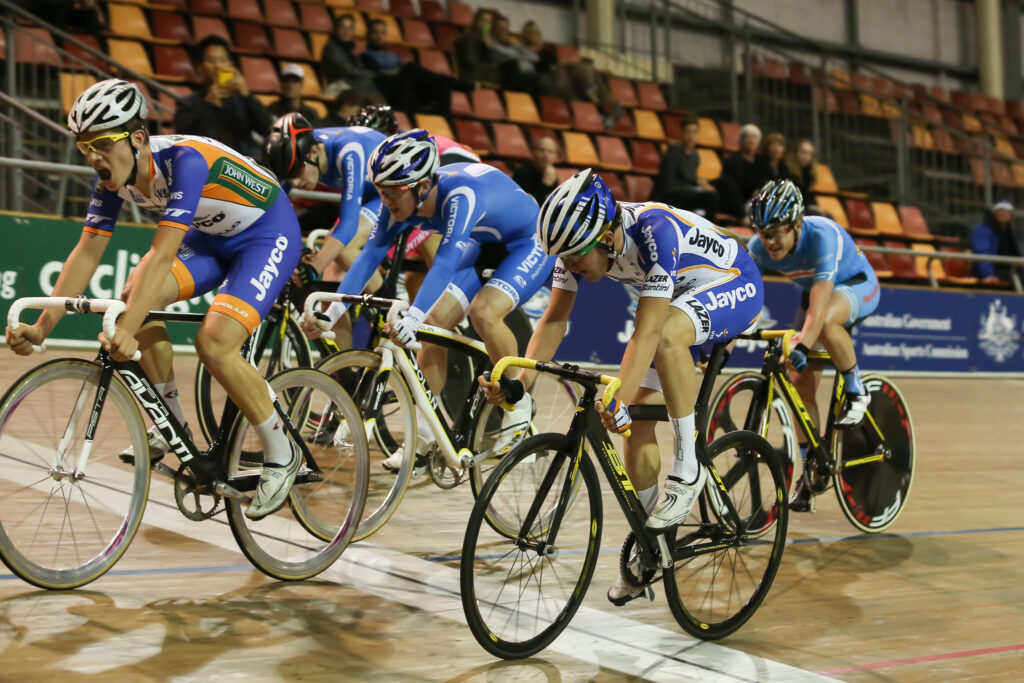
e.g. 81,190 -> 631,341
7,296 -> 139,478
304,292 -> 490,470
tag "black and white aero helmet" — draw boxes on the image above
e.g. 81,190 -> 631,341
68,79 -> 148,134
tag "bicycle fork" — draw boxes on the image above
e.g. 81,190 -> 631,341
54,363 -> 116,482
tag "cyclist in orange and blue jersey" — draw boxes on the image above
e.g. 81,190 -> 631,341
4,80 -> 303,519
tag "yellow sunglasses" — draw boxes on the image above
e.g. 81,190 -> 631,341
76,130 -> 131,155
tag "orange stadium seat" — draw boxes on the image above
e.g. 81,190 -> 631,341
310,32 -> 330,60
871,202 -> 904,238
153,45 -> 198,82
419,49 -> 451,76
403,20 -> 434,48
538,96 -> 571,128
563,132 -> 600,167
448,2 -> 474,27
152,11 -> 192,43
624,174 -> 654,202
415,113 -> 454,140
636,82 -> 666,111
106,39 -> 154,78
492,122 -> 531,159
453,119 -> 492,155
325,0 -> 356,7
605,76 -> 638,107
296,62 -> 323,98
633,109 -> 666,141
570,101 -> 604,133
814,195 -> 849,229
264,0 -> 299,27
811,163 -> 839,194
226,0 -> 263,22
596,135 -> 632,171
420,0 -> 446,22
273,28 -> 313,60
366,13 -> 403,43
449,91 -> 472,116
233,22 -> 272,55
911,243 -> 952,282
630,139 -> 660,175
192,16 -> 232,43
697,118 -> 723,148
240,56 -> 280,92
59,72 -> 97,115
190,0 -> 225,16
505,91 -> 541,124
696,148 -> 722,180
105,4 -> 165,43
390,0 -> 418,18
471,89 -> 506,120
844,199 -> 878,235
300,4 -> 334,33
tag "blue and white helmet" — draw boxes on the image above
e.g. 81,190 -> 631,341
536,169 -> 618,256
367,128 -> 439,186
749,179 -> 804,231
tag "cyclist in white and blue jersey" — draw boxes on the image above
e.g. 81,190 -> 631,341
480,169 -> 764,606
747,180 -> 879,507
304,129 -> 555,466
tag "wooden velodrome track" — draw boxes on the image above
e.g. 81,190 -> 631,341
0,348 -> 1021,682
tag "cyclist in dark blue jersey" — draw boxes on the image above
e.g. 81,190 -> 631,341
747,179 -> 880,508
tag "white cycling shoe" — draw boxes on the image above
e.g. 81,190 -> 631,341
245,445 -> 302,520
645,468 -> 708,531
119,425 -> 191,465
383,412 -> 437,472
835,392 -> 870,428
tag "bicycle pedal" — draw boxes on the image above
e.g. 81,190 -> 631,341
644,586 -> 655,602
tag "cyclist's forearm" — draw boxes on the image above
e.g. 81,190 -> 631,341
119,253 -> 174,335
38,233 -> 107,334
615,329 -> 659,405
799,281 -> 833,347
515,319 -> 565,386
312,236 -> 345,273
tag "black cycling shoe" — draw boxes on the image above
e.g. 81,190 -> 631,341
789,480 -> 815,513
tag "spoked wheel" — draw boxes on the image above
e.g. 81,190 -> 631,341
0,359 -> 150,589
195,312 -> 311,445
706,372 -> 799,497
832,375 -> 915,533
225,368 -> 369,581
663,431 -> 787,640
314,349 -> 416,541
461,434 -> 601,659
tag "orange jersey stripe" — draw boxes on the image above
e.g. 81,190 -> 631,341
83,226 -> 112,236
176,140 -> 276,186
159,220 -> 189,231
170,257 -> 195,300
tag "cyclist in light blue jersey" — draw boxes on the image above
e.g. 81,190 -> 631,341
747,179 -> 880,508
304,129 -> 554,466
480,169 -> 764,606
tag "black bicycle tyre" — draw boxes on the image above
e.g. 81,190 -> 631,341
663,430 -> 788,640
460,433 -> 602,659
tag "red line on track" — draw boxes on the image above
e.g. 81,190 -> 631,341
820,642 -> 1024,675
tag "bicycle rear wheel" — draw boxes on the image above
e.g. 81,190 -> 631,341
832,375 -> 915,533
461,434 -> 601,659
705,371 -> 799,497
0,359 -> 150,589
195,313 -> 311,445
315,349 -> 416,541
663,430 -> 787,640
225,368 -> 369,580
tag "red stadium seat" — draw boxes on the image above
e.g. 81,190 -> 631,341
448,1 -> 474,27
192,16 -> 232,43
433,23 -> 460,52
233,22 -> 272,55
453,119 -> 492,155
299,4 -> 334,33
624,174 -> 654,202
605,76 -> 638,107
273,28 -> 312,61
854,239 -> 893,279
151,11 -> 192,44
15,27 -> 60,67
596,135 -> 632,171
449,91 -> 472,116
240,56 -> 280,93
263,0 -> 299,27
636,81 -> 666,111
601,172 -> 625,200
62,33 -> 109,73
419,49 -> 452,76
420,1 -> 446,22
226,0 -> 263,22
190,0 -> 225,16
492,122 -> 531,160
844,199 -> 878,235
883,240 -> 924,280
538,96 -> 571,128
486,159 -> 511,175
630,139 -> 660,175
390,0 -> 418,18
472,89 -> 506,120
403,20 -> 434,48
357,0 -> 386,11
570,100 -> 603,133
154,45 -> 198,82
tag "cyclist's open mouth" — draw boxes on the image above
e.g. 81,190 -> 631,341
96,167 -> 112,181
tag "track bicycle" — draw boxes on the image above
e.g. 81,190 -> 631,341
706,329 -> 915,532
460,342 -> 789,659
304,292 -> 579,542
0,296 -> 369,589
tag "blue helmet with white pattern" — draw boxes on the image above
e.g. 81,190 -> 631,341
367,128 -> 438,187
749,179 -> 804,232
536,168 -> 618,256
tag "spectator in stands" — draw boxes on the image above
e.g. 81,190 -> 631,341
267,63 -> 322,125
721,123 -> 769,219
322,90 -> 371,127
512,136 -> 559,205
760,132 -> 792,182
361,18 -> 472,114
490,15 -> 548,95
653,114 -> 719,218
971,200 -> 1023,285
454,9 -> 502,84
787,138 -> 818,207
173,35 -> 273,159
320,13 -> 382,100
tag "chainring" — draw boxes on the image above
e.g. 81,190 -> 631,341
174,464 -> 222,521
619,532 -> 658,588
428,447 -> 466,489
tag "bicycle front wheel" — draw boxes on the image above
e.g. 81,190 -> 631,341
0,359 -> 150,589
195,313 -> 311,445
225,368 -> 369,580
833,375 -> 915,533
315,349 -> 416,541
461,434 -> 601,659
663,430 -> 788,640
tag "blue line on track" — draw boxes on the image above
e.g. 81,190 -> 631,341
0,564 -> 252,581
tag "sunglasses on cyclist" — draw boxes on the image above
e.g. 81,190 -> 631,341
758,223 -> 795,242
76,131 -> 131,156
376,180 -> 425,201
561,223 -> 612,265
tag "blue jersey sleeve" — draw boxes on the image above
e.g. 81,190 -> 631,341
811,226 -> 842,282
158,146 -> 208,231
635,217 -> 681,298
83,182 -> 124,236
329,141 -> 369,244
409,186 -> 483,316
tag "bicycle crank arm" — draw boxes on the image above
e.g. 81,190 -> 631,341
656,533 -> 673,569
213,481 -> 250,502
842,452 -> 887,470
152,462 -> 179,482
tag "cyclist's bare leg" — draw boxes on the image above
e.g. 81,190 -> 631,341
817,291 -> 855,370
195,313 -> 275,426
791,366 -> 823,430
404,234 -> 440,302
653,309 -> 698,419
418,292 -> 465,393
467,287 -> 517,365
622,390 -> 663,491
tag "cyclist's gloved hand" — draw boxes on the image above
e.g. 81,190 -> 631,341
605,397 -> 632,434
789,343 -> 810,373
391,314 -> 420,348
295,261 -> 321,288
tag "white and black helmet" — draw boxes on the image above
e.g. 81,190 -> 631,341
367,128 -> 438,186
67,79 -> 148,134
536,168 -> 618,256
